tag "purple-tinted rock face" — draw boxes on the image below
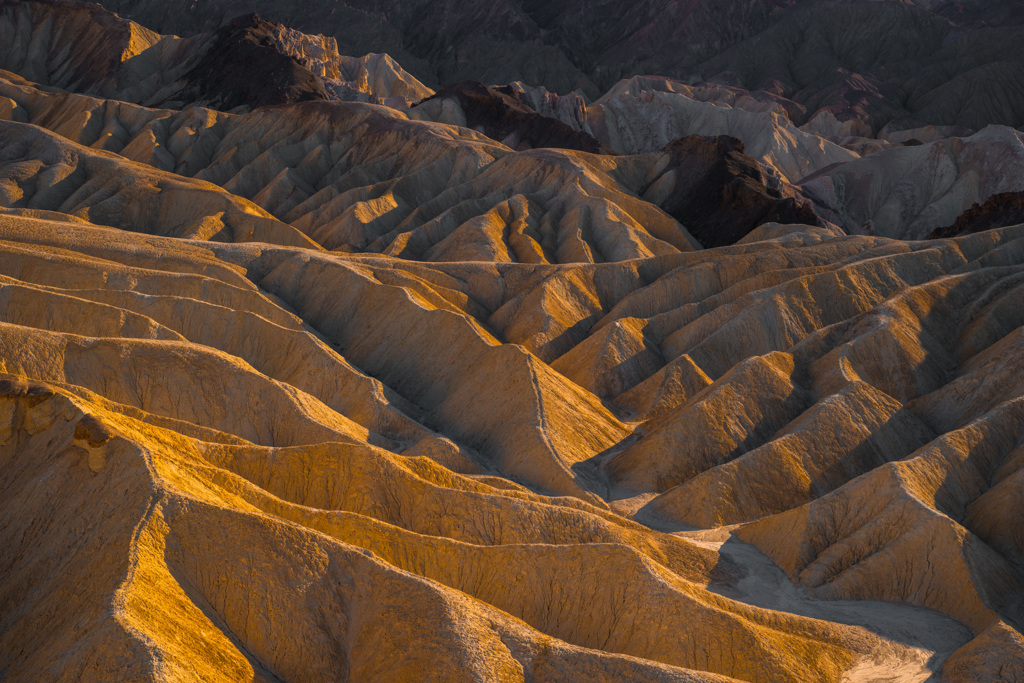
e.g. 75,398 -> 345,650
931,191 -> 1024,239
421,81 -> 613,154
652,135 -> 820,247
89,0 -> 1024,131
176,13 -> 333,109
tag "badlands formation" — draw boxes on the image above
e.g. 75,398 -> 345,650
1,1 -> 1024,681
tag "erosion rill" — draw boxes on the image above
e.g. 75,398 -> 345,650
1,1 -> 1023,681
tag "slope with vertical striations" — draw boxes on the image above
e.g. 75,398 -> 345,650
2,1 -> 1024,681
1,205 -> 1023,680
0,212 -> 972,683
0,70 -> 709,258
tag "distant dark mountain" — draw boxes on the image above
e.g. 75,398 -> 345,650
652,135 -> 820,248
0,0 -> 432,110
930,191 -> 1024,239
417,81 -> 613,154
88,0 -> 1024,132
174,13 -> 334,110
0,1 -> 332,109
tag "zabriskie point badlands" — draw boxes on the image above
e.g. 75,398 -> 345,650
4,0 -> 1024,681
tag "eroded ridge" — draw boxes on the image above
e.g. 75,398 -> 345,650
1,2 -> 1024,682
0,205 -> 1022,680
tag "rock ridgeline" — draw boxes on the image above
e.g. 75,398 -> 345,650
0,1 -> 1023,681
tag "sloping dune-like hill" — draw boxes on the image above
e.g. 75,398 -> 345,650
2,1 -> 1024,682
5,180 -> 1024,680
6,202 -> 1024,682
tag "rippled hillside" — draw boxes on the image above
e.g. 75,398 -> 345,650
1,2 -> 1023,681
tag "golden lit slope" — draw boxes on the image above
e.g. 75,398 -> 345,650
0,74 -> 701,262
0,119 -> 318,248
0,213 -> 952,683
1,205 -> 1022,679
1,10 -> 1023,675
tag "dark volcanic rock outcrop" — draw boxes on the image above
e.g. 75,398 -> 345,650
930,191 -> 1024,239
89,0 -> 1024,133
418,81 -> 612,154
0,1 -> 425,112
175,13 -> 332,109
0,2 -> 331,110
645,135 -> 821,248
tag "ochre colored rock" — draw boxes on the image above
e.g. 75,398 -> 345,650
1,4 -> 1023,679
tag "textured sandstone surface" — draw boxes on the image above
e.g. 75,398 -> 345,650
6,204 -> 1024,682
1,2 -> 1024,682
0,0 -> 432,110
2,197 -> 1023,681
83,0 -> 1024,138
